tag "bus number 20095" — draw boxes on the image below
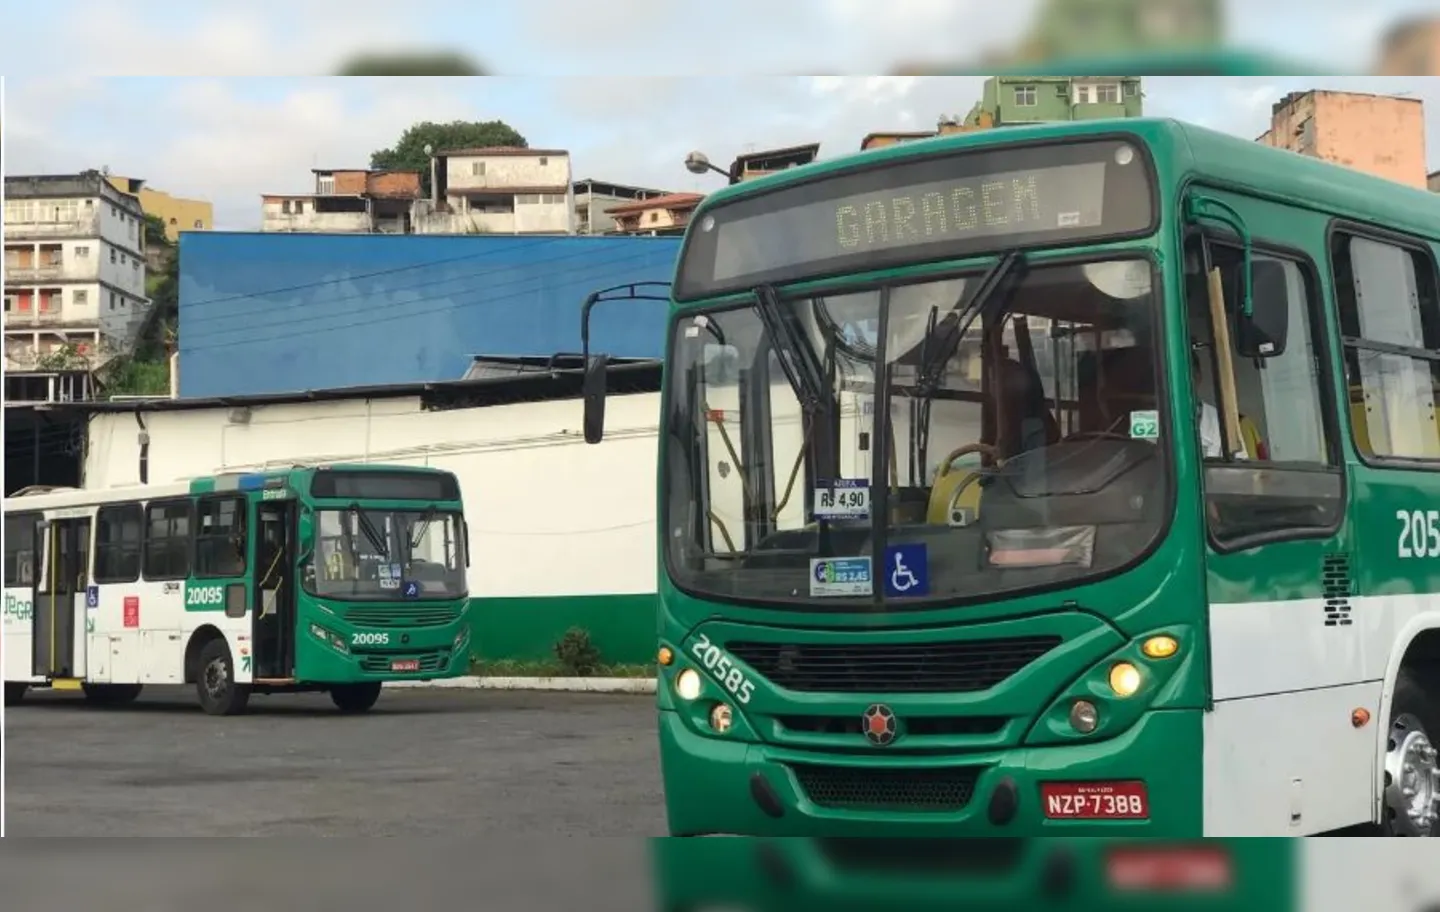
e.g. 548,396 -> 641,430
690,634 -> 755,704
1397,509 -> 1440,559
351,631 -> 391,646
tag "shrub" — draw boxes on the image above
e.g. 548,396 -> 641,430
553,627 -> 602,677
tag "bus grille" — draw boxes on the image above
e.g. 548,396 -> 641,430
357,652 -> 447,673
344,605 -> 464,628
726,636 -> 1061,693
789,763 -> 980,812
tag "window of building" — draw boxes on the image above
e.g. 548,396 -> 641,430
75,245 -> 90,258
295,201 -> 305,214
317,175 -> 335,195
132,260 -> 139,272
109,248 -> 117,264
1124,81 -> 1139,97
143,499 -> 193,580
193,220 -> 203,229
281,200 -> 291,214
95,503 -> 144,583
539,156 -> 549,166
195,496 -> 247,578
75,289 -> 88,306
516,194 -> 539,205
1095,83 -> 1121,104
110,292 -> 118,309
169,217 -> 178,226
649,211 -> 660,223
472,162 -> 486,176
1014,85 -> 1037,106
1331,232 -> 1440,461
3,513 -> 38,587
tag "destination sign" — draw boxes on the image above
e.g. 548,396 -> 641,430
674,138 -> 1155,300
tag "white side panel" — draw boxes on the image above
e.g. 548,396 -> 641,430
1205,593 -> 1440,834
1202,682 -> 1378,835
1,586 -> 42,683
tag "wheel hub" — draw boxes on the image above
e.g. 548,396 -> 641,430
204,658 -> 229,699
1384,713 -> 1440,835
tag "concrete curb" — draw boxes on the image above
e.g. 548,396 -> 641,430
388,676 -> 656,694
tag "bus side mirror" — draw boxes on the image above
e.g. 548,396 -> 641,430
1236,259 -> 1289,359
583,354 -> 609,444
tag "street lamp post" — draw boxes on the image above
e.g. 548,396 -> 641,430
684,150 -> 739,185
423,143 -> 437,207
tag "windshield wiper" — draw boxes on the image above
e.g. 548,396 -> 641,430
924,249 -> 1029,384
348,503 -> 389,556
753,284 -> 826,412
408,506 -> 437,550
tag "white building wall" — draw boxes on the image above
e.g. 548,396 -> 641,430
261,200 -> 372,233
83,393 -> 662,599
445,153 -> 571,192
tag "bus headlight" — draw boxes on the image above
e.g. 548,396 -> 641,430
675,668 -> 703,701
1109,662 -> 1142,697
1070,700 -> 1099,733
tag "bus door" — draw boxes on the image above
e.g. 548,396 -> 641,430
253,500 -> 297,679
32,516 -> 90,681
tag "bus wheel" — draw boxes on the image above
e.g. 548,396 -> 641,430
330,682 -> 382,714
1380,670 -> 1439,836
82,683 -> 143,707
4,682 -> 28,706
196,639 -> 251,716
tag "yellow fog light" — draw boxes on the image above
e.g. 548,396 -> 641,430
1141,636 -> 1178,659
1109,662 -> 1142,697
675,668 -> 702,701
658,646 -> 674,666
709,703 -> 733,733
1070,700 -> 1099,733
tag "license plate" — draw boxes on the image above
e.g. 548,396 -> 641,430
1041,781 -> 1149,819
390,659 -> 420,672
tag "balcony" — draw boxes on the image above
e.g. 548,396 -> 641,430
3,310 -> 90,328
4,214 -> 101,239
5,263 -> 95,283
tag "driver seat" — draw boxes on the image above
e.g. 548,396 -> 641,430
925,359 -> 1057,526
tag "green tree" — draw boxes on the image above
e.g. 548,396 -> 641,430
143,213 -> 170,249
370,120 -> 528,197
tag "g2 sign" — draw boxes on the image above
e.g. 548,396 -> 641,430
1397,510 -> 1440,559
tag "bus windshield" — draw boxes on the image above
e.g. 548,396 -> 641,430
305,508 -> 467,601
663,255 -> 1169,608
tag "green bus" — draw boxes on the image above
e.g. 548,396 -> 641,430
3,464 -> 471,715
579,116 -> 1440,836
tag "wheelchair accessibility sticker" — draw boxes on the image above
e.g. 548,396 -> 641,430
883,544 -> 929,598
809,557 -> 873,597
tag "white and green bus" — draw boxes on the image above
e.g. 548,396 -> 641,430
3,464 -> 471,715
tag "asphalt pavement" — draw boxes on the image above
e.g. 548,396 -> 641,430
4,685 -> 666,836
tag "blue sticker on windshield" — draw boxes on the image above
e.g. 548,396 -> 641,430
401,580 -> 420,599
809,557 -> 873,597
883,544 -> 929,598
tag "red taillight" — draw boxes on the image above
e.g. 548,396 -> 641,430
1106,847 -> 1232,892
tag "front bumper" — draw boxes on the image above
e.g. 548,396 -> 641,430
658,705 -> 1203,836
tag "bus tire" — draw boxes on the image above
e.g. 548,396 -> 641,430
82,683 -> 143,707
330,682 -> 382,714
4,682 -> 28,706
1379,668 -> 1439,837
196,639 -> 250,716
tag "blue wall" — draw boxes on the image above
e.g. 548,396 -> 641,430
177,232 -> 681,398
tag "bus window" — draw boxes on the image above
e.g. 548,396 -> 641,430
143,500 -> 193,581
1331,233 -> 1440,461
195,497 -> 247,578
3,513 -> 37,587
1188,240 -> 1341,544
94,503 -> 143,584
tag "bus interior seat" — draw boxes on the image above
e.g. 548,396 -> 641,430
926,358 -> 1058,526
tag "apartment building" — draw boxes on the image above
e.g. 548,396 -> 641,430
573,179 -> 671,235
732,144 -> 821,182
107,174 -> 214,243
605,192 -> 704,236
3,171 -> 151,371
965,76 -> 1144,127
1257,90 -> 1428,189
261,169 -> 422,233
418,147 -> 574,234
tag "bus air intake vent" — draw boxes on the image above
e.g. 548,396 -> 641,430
726,636 -> 1061,693
344,605 -> 464,628
1322,554 -> 1353,627
788,763 -> 980,812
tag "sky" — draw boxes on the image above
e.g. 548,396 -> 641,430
5,1 -> 1440,231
